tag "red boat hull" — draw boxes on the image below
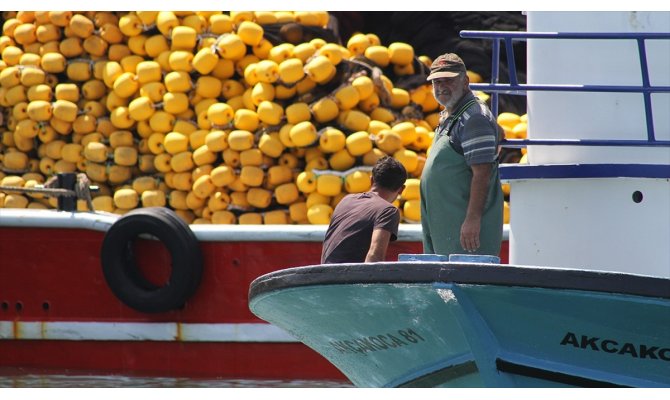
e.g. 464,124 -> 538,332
0,341 -> 343,380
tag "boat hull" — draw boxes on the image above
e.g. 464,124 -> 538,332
1,210 -> 512,379
0,224 -> 350,379
249,263 -> 670,387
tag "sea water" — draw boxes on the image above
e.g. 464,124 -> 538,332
0,374 -> 352,388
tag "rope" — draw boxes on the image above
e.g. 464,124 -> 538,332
0,185 -> 76,197
0,173 -> 96,211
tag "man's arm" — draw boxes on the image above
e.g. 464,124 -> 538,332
460,163 -> 492,252
365,228 -> 392,262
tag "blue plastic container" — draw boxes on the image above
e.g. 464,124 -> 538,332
448,254 -> 500,264
397,253 -> 450,262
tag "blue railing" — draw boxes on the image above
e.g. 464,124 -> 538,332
459,30 -> 670,148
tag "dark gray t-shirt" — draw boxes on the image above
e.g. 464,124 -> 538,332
321,192 -> 400,264
436,91 -> 500,166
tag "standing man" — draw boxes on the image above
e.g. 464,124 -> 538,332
420,53 -> 503,257
321,156 -> 407,263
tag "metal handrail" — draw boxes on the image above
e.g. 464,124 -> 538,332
460,30 -> 670,148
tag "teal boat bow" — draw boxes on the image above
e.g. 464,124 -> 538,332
249,263 -> 670,387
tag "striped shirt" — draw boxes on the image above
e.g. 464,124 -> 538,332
437,92 -> 500,165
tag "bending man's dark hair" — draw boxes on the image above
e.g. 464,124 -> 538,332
372,156 -> 407,191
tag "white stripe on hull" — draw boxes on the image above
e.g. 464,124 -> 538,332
0,321 -> 298,342
0,208 -> 510,241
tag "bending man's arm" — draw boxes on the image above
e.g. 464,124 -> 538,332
366,228 -> 392,262
460,163 -> 492,252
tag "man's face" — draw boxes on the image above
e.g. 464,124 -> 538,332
431,75 -> 466,110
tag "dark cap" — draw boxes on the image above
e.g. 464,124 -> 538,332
426,53 -> 466,81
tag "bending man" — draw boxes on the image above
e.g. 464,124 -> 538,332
322,156 -> 407,263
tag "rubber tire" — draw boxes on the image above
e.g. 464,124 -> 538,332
101,207 -> 203,313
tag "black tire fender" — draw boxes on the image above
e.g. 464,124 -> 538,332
101,207 -> 203,313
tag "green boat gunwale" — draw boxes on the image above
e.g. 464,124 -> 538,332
249,263 -> 670,303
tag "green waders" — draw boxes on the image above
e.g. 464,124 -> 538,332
420,136 -> 503,257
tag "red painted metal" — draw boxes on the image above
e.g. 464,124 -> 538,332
0,225 -> 508,379
0,341 -> 344,380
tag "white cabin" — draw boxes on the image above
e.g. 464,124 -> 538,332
507,11 -> 670,277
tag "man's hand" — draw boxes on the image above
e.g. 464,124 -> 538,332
460,216 -> 481,252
